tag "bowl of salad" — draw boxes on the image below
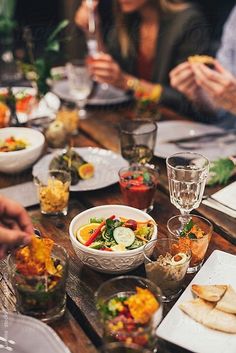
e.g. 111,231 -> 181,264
0,127 -> 45,173
69,205 -> 158,274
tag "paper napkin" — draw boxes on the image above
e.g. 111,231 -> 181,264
0,182 -> 38,208
202,181 -> 236,218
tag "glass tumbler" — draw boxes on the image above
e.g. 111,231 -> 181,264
167,214 -> 213,273
119,120 -> 157,165
95,276 -> 162,350
34,169 -> 71,216
8,243 -> 68,323
144,238 -> 191,302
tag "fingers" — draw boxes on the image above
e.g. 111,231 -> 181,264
0,196 -> 34,235
0,226 -> 32,259
170,61 -> 192,77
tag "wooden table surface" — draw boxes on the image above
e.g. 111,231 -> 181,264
0,105 -> 236,353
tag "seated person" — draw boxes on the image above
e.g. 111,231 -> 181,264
75,0 -> 211,116
170,5 -> 236,127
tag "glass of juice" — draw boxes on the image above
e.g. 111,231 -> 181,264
119,165 -> 159,212
119,120 -> 157,165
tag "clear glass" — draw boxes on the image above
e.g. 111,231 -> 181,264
119,164 -> 159,212
144,239 -> 191,302
99,342 -> 152,353
8,243 -> 68,323
119,120 -> 157,165
34,169 -> 71,216
166,152 -> 209,216
167,214 -> 213,273
95,276 -> 163,350
66,59 -> 93,119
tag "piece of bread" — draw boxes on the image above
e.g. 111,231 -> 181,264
216,285 -> 236,314
180,298 -> 236,334
179,298 -> 214,324
203,307 -> 236,334
188,55 -> 215,69
191,284 -> 227,302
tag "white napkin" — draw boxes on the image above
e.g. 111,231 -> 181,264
202,181 -> 236,218
0,182 -> 38,208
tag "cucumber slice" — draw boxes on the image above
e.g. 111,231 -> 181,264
113,227 -> 135,247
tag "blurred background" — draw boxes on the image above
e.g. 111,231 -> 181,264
8,0 -> 236,63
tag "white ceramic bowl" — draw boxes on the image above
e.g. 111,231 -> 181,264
69,205 -> 158,274
0,127 -> 45,173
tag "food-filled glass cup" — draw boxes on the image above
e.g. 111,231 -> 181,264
119,164 -> 159,213
34,169 -> 71,216
99,342 -> 153,353
119,120 -> 157,165
144,238 -> 191,302
8,241 -> 68,323
95,276 -> 162,350
167,214 -> 213,273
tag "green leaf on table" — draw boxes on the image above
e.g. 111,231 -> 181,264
208,158 -> 235,186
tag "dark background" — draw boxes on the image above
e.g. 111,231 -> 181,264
14,0 -> 236,60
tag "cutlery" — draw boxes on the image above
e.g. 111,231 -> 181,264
165,129 -> 236,144
86,0 -> 96,34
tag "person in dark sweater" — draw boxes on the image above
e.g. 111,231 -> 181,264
75,0 -> 211,118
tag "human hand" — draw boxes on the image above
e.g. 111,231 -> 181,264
192,60 -> 236,114
75,0 -> 99,32
170,61 -> 199,101
0,196 -> 34,259
87,53 -> 126,89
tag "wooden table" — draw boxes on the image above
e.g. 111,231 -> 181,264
1,105 -> 236,353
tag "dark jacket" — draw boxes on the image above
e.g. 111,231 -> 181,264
105,5 -> 212,121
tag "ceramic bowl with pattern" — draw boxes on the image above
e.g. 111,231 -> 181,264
69,205 -> 158,274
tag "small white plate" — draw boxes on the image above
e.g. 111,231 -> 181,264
155,121 -> 236,161
0,312 -> 70,353
32,147 -> 128,191
157,250 -> 236,353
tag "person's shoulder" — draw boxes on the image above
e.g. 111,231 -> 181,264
165,3 -> 205,23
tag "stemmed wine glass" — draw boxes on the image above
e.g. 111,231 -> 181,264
66,60 -> 93,119
166,152 -> 209,216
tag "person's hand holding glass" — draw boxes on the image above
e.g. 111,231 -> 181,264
66,59 -> 93,119
166,152 -> 209,216
120,120 -> 157,165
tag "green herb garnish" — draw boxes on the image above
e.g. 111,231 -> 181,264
188,233 -> 197,239
143,171 -> 151,184
90,217 -> 104,224
180,219 -> 194,237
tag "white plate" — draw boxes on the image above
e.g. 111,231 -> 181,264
52,80 -> 132,106
32,147 -> 128,191
157,250 -> 236,353
155,121 -> 236,161
0,311 -> 70,353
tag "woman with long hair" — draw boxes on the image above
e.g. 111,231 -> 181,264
75,0 -> 210,116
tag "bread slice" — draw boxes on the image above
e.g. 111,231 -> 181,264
204,308 -> 236,334
191,284 -> 227,302
216,285 -> 236,314
180,298 -> 236,333
188,55 -> 215,69
179,298 -> 214,324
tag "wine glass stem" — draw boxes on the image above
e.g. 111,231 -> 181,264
179,209 -> 190,225
77,100 -> 87,119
